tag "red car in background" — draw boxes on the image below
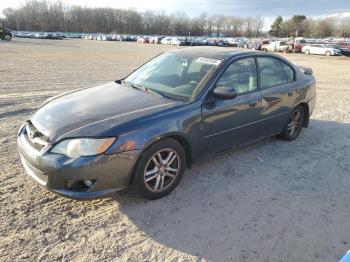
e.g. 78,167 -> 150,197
287,39 -> 306,52
337,42 -> 350,48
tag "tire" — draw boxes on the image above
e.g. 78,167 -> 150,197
4,34 -> 11,41
133,138 -> 186,199
305,49 -> 310,55
325,51 -> 331,56
279,105 -> 305,141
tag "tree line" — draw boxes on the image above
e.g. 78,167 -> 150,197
269,15 -> 350,38
1,0 -> 349,38
1,0 -> 265,36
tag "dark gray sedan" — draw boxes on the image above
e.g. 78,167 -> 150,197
17,47 -> 316,200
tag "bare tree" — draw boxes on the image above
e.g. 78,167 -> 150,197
2,0 -> 266,37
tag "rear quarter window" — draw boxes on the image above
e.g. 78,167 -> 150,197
280,62 -> 295,82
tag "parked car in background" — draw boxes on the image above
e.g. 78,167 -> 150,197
224,38 -> 240,47
159,36 -> 183,46
17,47 -> 316,200
206,38 -> 217,46
170,37 -> 181,46
149,36 -> 162,44
175,37 -> 188,46
136,36 -> 141,43
261,41 -> 292,52
65,33 -> 82,38
336,42 -> 350,56
337,42 -> 350,49
84,34 -> 95,40
287,39 -> 306,52
121,35 -> 137,42
161,37 -> 172,45
34,32 -> 45,39
242,39 -> 262,50
302,44 -> 342,56
254,39 -> 270,50
0,28 -> 12,41
137,37 -> 147,44
111,35 -> 121,41
52,33 -> 63,40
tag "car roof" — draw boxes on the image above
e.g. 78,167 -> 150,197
168,47 -> 257,61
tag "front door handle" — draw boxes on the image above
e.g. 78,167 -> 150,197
287,91 -> 293,96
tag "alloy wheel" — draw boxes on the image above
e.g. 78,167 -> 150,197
287,109 -> 303,136
144,149 -> 180,192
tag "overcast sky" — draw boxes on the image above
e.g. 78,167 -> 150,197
1,0 -> 350,26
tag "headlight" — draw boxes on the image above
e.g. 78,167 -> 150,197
51,138 -> 116,159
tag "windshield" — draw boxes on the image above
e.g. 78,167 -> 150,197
124,52 -> 222,101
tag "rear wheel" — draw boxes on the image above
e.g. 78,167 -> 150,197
279,105 -> 305,141
4,34 -> 11,41
305,49 -> 310,55
325,51 -> 331,56
133,138 -> 186,199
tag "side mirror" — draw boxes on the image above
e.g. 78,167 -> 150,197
213,86 -> 237,100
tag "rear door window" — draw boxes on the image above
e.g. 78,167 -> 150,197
257,57 -> 288,89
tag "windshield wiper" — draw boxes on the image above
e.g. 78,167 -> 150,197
128,82 -> 167,98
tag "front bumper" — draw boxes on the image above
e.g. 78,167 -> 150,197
17,127 -> 141,200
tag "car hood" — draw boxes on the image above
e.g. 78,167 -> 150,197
30,82 -> 180,142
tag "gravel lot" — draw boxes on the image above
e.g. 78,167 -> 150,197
1,38 -> 350,262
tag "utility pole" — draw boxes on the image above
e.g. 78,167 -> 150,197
294,29 -> 298,53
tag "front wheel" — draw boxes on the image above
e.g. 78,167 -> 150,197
133,138 -> 186,199
279,105 -> 305,141
325,51 -> 331,56
4,34 -> 11,41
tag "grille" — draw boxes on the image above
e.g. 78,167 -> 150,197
23,121 -> 49,152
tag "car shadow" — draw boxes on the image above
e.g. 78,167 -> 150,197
114,119 -> 350,261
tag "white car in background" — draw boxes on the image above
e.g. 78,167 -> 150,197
170,37 -> 181,46
161,37 -> 172,45
302,44 -> 342,56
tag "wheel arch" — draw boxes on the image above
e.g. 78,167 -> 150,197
166,134 -> 192,168
128,133 -> 193,185
143,133 -> 192,167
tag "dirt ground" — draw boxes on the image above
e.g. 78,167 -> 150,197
1,38 -> 350,262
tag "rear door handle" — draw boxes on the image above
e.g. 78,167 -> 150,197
287,91 -> 293,96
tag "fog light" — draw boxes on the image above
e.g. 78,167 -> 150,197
84,180 -> 93,187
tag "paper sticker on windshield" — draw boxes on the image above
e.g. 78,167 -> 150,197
196,57 -> 221,65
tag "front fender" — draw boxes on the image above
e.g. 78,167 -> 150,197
104,104 -> 202,160
106,125 -> 191,154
